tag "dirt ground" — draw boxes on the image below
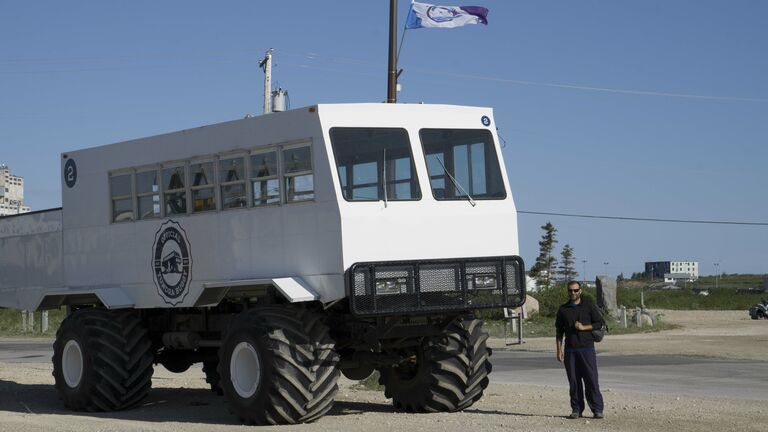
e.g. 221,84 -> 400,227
0,309 -> 766,432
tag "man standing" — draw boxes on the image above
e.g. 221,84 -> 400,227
555,280 -> 605,419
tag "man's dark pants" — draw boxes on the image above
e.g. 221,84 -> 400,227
564,349 -> 604,414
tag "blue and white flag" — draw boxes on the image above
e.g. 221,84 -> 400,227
405,1 -> 489,29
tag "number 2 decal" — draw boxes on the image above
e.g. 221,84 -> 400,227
64,159 -> 77,188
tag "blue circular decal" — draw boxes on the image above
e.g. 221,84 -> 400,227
481,115 -> 491,127
64,159 -> 77,188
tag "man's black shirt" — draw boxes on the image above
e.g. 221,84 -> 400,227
555,297 -> 605,351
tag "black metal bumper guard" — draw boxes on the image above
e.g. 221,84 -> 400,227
347,255 -> 526,317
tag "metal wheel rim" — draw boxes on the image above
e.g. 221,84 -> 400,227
62,339 -> 84,388
230,341 -> 261,399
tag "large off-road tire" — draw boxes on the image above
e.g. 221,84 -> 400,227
203,360 -> 223,395
52,308 -> 154,412
379,317 -> 492,413
218,306 -> 340,425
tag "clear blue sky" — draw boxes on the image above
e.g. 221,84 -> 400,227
1,1 -> 766,279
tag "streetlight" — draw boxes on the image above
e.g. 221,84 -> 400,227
582,259 -> 587,285
603,261 -> 609,277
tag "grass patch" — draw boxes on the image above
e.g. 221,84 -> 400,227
0,308 -> 66,337
616,287 -> 765,310
484,313 -> 680,339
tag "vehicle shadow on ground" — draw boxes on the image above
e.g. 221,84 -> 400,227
0,379 -> 543,424
0,379 -> 241,425
328,400 -> 395,415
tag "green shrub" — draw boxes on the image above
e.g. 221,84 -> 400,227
353,370 -> 384,391
0,308 -> 66,336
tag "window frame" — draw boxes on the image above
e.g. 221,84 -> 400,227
249,147 -> 282,207
281,141 -> 315,204
329,127 -> 422,203
135,166 -> 162,220
108,169 -> 135,223
419,128 -> 507,202
188,158 -> 217,214
161,162 -> 189,217
107,138 -> 315,224
218,153 -> 248,211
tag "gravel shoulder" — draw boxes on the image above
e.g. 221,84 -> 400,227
0,309 -> 766,432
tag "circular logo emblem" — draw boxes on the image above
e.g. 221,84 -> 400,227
481,115 -> 491,127
152,220 -> 192,306
64,159 -> 77,188
427,6 -> 460,23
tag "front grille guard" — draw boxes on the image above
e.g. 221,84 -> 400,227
347,255 -> 526,317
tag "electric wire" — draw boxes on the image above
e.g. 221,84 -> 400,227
2,48 -> 765,103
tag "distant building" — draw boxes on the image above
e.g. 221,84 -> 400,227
0,164 -> 32,216
645,261 -> 699,282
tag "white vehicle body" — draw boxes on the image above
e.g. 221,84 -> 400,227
0,103 -> 521,313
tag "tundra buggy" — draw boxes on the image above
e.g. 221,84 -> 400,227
0,103 -> 525,424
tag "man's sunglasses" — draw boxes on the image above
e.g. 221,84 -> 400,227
568,288 -> 581,293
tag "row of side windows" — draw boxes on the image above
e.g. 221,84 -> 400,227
109,142 -> 314,223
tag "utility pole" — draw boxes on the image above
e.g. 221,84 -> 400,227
582,259 -> 587,285
259,49 -> 273,114
387,0 -> 398,103
714,262 -> 720,289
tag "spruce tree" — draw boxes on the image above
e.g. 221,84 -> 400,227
529,222 -> 558,288
558,244 -> 578,282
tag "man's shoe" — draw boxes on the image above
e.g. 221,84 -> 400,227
594,412 -> 604,419
568,412 -> 581,419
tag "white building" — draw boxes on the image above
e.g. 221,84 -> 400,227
646,260 -> 698,283
0,165 -> 32,216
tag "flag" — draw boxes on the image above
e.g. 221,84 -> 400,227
405,1 -> 489,29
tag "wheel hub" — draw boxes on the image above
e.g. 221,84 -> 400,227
230,341 -> 261,399
62,339 -> 84,388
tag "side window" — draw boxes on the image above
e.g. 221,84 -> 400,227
219,156 -> 247,209
190,161 -> 216,213
282,145 -> 313,203
110,173 -> 134,222
136,170 -> 160,219
163,165 -> 187,215
250,150 -> 280,206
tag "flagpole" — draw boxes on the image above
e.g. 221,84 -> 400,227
387,0 -> 398,103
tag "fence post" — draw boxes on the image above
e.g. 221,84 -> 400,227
41,310 -> 49,334
620,306 -> 627,328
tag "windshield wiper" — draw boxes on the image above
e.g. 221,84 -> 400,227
435,156 -> 476,207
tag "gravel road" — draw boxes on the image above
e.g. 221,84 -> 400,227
0,309 -> 765,432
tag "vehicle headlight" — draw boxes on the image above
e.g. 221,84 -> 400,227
376,278 -> 408,295
472,275 -> 497,289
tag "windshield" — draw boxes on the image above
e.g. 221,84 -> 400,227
330,127 -> 421,201
420,129 -> 506,200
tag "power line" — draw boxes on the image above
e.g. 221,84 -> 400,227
517,210 -> 768,226
2,48 -> 765,103
278,50 -> 768,103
